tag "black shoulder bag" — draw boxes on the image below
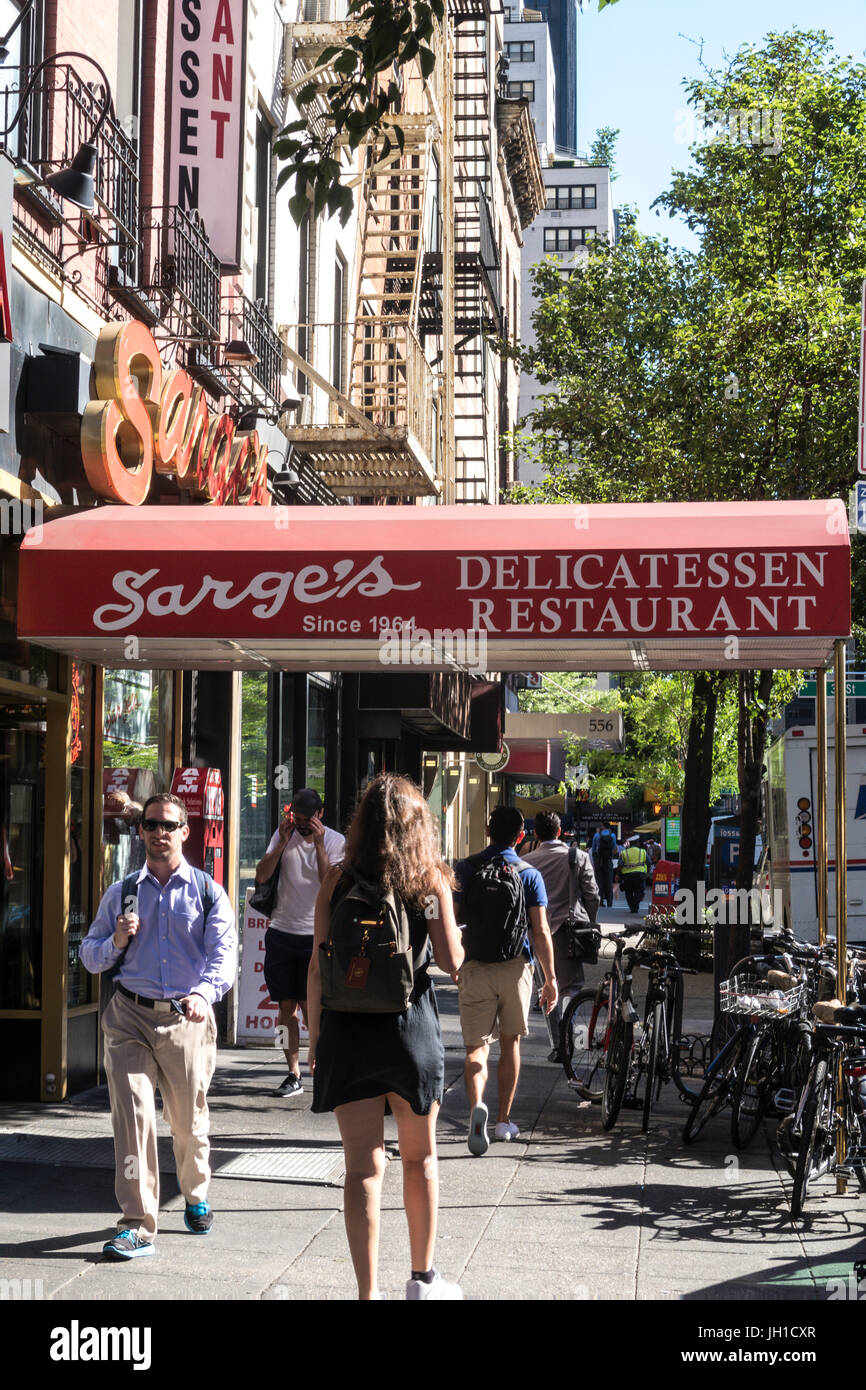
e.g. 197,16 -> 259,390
562,846 -> 601,964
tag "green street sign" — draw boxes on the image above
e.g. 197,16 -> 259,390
799,680 -> 866,698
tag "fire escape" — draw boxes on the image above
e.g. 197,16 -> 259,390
448,0 -> 502,504
282,8 -> 446,499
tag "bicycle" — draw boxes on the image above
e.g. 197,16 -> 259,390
683,970 -> 808,1146
789,1017 -> 866,1219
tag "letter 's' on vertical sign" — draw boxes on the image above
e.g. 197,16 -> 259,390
169,0 -> 246,267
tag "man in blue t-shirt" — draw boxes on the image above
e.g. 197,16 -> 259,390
454,806 -> 557,1156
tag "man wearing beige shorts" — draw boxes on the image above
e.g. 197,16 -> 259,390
81,793 -> 237,1261
454,806 -> 557,1155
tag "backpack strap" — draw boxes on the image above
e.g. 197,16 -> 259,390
192,866 -> 217,922
106,871 -> 141,984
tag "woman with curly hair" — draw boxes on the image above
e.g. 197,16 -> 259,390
307,773 -> 464,1301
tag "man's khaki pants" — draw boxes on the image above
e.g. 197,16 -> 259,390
102,990 -> 218,1239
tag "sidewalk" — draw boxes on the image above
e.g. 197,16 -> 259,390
2,909 -> 865,1302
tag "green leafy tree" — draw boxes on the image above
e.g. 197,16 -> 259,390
508,29 -> 866,937
587,125 -> 620,178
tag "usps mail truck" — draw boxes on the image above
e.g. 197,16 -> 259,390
765,726 -> 866,943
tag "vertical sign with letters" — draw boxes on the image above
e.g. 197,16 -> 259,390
169,0 -> 246,268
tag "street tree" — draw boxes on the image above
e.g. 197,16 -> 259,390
509,29 -> 866,935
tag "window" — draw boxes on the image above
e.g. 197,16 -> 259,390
544,227 -> 595,251
254,111 -> 274,304
546,184 -> 597,210
333,251 -> 347,396
506,41 -> 535,62
506,81 -> 535,101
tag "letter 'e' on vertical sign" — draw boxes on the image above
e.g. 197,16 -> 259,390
169,0 -> 246,268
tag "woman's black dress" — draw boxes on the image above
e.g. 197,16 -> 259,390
312,888 -> 445,1117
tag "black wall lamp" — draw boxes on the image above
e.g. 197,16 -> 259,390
0,48 -> 114,211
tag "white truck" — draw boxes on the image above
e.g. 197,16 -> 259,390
765,726 -> 866,943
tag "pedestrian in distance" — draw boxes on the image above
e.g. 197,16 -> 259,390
80,793 -> 237,1261
454,805 -> 558,1155
591,823 -> 618,908
522,809 -> 600,1063
255,788 -> 346,1097
306,773 -> 464,1301
619,836 -> 649,914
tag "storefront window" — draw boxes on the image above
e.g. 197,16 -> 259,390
307,680 -> 329,802
238,671 -> 270,902
0,542 -> 61,689
0,702 -> 45,1009
68,662 -> 96,1007
102,669 -> 164,888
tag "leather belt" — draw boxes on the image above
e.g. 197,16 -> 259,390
117,985 -> 174,1012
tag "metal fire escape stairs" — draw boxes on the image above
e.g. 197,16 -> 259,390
451,12 -> 501,505
282,14 -> 443,498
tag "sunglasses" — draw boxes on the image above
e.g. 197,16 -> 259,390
141,818 -> 183,833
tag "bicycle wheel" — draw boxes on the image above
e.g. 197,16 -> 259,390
682,1030 -> 745,1144
601,1017 -> 634,1131
731,1026 -> 776,1150
791,1059 -> 833,1219
641,1001 -> 663,1133
560,986 -> 609,1102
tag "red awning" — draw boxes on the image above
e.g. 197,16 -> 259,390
18,500 -> 850,671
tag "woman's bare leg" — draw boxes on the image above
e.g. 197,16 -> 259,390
388,1094 -> 439,1273
335,1097 -> 388,1299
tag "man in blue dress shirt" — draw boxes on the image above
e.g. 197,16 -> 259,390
81,793 -> 237,1261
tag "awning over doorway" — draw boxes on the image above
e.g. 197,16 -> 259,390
18,500 -> 850,671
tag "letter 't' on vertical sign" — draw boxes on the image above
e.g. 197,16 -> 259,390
168,0 -> 246,268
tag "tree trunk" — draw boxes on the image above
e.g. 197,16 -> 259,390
678,671 -> 725,920
731,668 -> 774,967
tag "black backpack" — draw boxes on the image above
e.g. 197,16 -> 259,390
597,830 -> 615,864
462,853 -> 528,964
106,868 -> 217,989
319,872 -> 415,1013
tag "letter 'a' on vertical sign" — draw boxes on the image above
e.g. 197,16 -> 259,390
169,0 -> 246,268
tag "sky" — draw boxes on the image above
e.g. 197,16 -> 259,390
577,0 -> 866,250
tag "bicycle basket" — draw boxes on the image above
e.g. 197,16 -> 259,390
719,973 -> 805,1017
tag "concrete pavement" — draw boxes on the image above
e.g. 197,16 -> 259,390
2,907 -> 866,1303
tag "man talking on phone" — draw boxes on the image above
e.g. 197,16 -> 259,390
255,789 -> 345,1097
80,793 -> 237,1261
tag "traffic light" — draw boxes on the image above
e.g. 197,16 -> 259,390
652,801 -> 663,816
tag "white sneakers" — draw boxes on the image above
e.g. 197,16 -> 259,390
494,1120 -> 520,1142
406,1271 -> 464,1300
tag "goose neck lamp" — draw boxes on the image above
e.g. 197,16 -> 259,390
0,50 -> 114,212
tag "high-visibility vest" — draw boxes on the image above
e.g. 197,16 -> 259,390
620,845 -> 647,873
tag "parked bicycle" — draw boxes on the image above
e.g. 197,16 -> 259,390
789,1015 -> 866,1218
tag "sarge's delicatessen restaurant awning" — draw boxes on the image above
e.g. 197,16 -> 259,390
19,500 -> 851,671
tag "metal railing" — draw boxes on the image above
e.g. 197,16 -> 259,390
0,61 -> 139,280
240,293 -> 283,404
144,203 -> 221,343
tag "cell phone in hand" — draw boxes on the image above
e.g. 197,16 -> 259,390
170,998 -> 187,1017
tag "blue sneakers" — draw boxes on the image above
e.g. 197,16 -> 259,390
102,1229 -> 156,1261
184,1201 -> 214,1234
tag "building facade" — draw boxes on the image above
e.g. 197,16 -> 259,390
0,0 -> 543,1100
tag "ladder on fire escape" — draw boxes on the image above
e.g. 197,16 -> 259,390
350,118 -> 431,434
452,17 -> 492,504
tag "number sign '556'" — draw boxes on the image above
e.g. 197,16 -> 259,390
80,321 -> 270,507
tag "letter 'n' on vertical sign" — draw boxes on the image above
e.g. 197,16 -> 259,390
81,322 -> 163,505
